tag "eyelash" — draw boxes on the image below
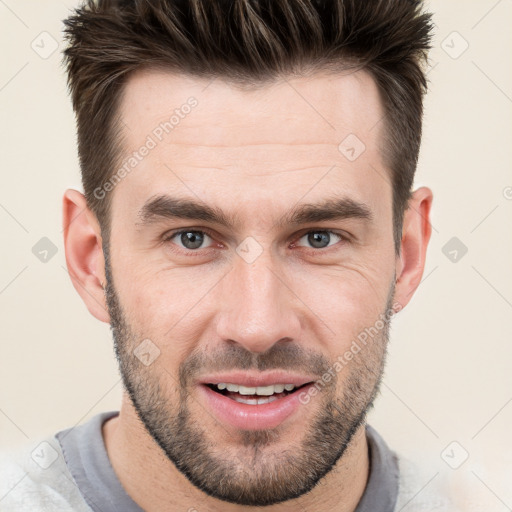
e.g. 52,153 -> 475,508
161,228 -> 348,256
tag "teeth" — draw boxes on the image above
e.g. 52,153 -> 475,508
238,385 -> 257,395
232,395 -> 279,405
255,385 -> 274,396
215,383 -> 297,395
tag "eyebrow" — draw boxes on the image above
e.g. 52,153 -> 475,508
136,194 -> 373,230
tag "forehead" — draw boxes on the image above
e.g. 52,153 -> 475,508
119,67 -> 384,146
112,68 -> 389,224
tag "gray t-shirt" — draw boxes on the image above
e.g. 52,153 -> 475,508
57,411 -> 399,512
0,411 -> 454,511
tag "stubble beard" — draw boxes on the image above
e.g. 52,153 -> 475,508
103,248 -> 394,506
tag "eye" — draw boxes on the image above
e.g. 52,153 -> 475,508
163,229 -> 214,251
294,230 -> 345,250
161,228 -> 347,255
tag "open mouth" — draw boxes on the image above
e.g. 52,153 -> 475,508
204,382 -> 312,405
198,379 -> 317,429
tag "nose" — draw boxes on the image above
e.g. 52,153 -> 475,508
214,249 -> 302,354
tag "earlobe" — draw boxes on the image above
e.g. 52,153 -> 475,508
62,188 -> 110,323
393,186 -> 433,310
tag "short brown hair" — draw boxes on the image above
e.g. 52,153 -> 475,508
62,0 -> 434,252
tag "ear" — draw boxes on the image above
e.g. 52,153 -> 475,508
393,186 -> 433,310
62,188 -> 110,323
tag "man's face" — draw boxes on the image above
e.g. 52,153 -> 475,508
104,69 -> 398,505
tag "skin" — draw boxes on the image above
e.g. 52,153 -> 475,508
63,68 -> 432,511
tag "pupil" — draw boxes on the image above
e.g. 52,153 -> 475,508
181,231 -> 203,249
308,231 -> 329,249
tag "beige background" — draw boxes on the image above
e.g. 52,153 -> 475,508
1,0 -> 511,508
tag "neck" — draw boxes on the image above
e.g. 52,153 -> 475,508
103,395 -> 370,512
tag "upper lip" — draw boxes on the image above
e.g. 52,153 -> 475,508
197,370 -> 317,388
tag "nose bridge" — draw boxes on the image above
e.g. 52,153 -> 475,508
215,246 -> 300,353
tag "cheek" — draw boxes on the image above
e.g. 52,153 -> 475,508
287,262 -> 394,358
296,261 -> 393,318
116,270 -> 214,368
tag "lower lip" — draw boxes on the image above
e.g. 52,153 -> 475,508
197,384 -> 314,431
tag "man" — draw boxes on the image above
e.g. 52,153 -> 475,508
0,0 -> 454,510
